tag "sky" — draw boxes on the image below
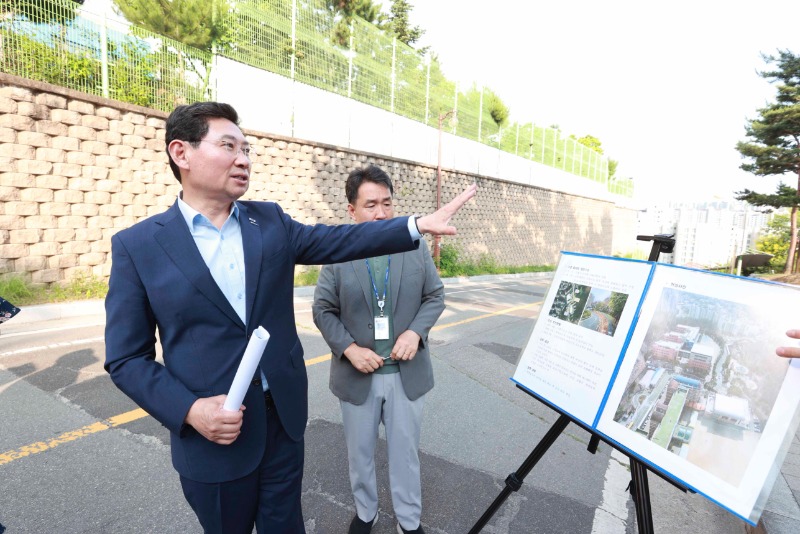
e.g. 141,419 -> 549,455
406,1 -> 800,206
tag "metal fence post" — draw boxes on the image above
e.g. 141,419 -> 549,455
290,0 -> 297,81
390,36 -> 396,113
529,123 -> 534,160
100,13 -> 109,98
347,21 -> 354,98
571,139 -> 576,174
541,126 -> 546,162
477,86 -> 483,142
452,81 -> 458,134
425,54 -> 431,126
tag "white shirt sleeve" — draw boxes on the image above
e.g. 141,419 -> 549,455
406,215 -> 422,241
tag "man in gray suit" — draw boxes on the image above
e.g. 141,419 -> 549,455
313,166 -> 445,534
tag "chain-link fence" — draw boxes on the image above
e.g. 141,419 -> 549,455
0,0 -> 632,197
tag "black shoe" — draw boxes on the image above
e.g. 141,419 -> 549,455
396,523 -> 425,534
348,512 -> 378,534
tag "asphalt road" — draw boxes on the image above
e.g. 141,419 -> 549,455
0,275 -> 793,533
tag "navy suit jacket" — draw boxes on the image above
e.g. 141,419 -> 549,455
104,200 -> 418,483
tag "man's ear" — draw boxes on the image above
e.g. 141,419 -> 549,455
347,204 -> 356,221
168,140 -> 191,172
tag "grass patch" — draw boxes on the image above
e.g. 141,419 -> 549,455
437,243 -> 554,278
294,266 -> 320,287
0,273 -> 109,306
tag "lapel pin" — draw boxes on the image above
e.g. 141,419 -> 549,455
249,217 -> 258,226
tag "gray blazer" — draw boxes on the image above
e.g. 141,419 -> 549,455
312,241 -> 445,405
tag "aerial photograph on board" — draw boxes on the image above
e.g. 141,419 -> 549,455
611,287 -> 788,486
548,281 -> 591,324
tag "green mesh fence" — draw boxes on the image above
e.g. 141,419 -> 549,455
228,1 -> 295,77
0,0 -> 210,111
1,0 -> 631,198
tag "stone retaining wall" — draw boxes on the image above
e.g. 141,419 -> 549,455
0,73 -> 638,285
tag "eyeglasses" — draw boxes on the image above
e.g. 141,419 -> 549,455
199,139 -> 254,159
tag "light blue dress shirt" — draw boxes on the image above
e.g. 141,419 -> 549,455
177,197 -> 269,391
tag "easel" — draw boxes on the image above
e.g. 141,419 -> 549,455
469,234 -> 691,534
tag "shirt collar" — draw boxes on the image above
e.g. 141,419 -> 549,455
177,194 -> 240,231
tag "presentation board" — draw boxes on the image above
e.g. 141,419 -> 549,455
512,252 -> 800,525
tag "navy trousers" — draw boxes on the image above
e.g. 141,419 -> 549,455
180,393 -> 305,534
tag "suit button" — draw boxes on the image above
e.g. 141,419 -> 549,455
367,324 -> 373,329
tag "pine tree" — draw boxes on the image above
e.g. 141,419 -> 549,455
737,50 -> 800,273
387,0 -> 424,48
112,0 -> 232,52
326,0 -> 385,47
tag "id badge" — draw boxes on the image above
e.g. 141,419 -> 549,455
374,316 -> 390,340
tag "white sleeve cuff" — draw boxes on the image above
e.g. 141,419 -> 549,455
407,215 -> 422,241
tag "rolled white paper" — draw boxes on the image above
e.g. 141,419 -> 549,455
223,326 -> 270,412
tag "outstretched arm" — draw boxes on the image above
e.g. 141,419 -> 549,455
416,183 -> 477,236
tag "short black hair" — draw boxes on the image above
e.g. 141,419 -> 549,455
345,165 -> 394,205
164,102 -> 240,183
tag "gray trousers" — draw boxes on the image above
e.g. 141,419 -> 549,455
340,372 -> 425,530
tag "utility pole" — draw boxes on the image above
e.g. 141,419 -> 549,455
435,109 -> 456,269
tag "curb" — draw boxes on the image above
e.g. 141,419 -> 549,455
7,272 -> 554,326
9,299 -> 106,325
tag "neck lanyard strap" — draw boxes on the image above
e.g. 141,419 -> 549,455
365,256 -> 391,316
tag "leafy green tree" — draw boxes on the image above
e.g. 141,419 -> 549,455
737,50 -> 800,273
608,159 -> 618,179
574,134 -> 603,154
112,0 -> 232,51
326,0 -> 385,46
756,212 -> 791,272
736,183 -> 800,272
112,0 -> 228,98
487,90 -> 509,128
386,0 -> 425,49
328,0 -> 383,22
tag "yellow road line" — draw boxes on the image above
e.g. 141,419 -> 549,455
0,408 -> 149,466
108,408 -> 149,426
431,302 -> 536,331
1,301 -> 538,466
306,353 -> 332,366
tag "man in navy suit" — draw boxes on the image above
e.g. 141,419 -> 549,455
103,102 -> 476,533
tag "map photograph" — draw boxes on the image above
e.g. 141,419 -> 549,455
577,288 -> 629,337
611,287 -> 789,486
548,281 -> 591,324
